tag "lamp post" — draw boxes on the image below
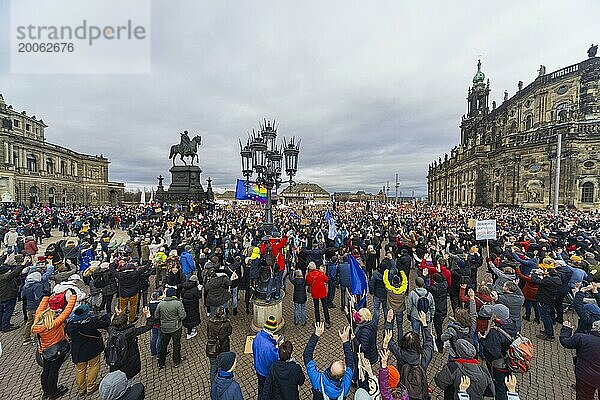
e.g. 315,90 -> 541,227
240,119 -> 300,235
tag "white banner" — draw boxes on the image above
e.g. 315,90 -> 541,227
475,219 -> 497,240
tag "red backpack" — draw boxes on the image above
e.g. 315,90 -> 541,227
494,327 -> 534,373
49,291 -> 68,311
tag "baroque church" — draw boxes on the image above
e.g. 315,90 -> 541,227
428,46 -> 600,210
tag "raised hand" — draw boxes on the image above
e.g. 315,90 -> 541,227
386,308 -> 394,323
338,325 -> 350,342
418,310 -> 428,327
459,375 -> 471,391
562,321 -> 574,329
383,329 -> 393,349
379,349 -> 390,368
315,322 -> 325,337
505,375 -> 517,393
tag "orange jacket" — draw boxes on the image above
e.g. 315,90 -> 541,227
32,295 -> 77,352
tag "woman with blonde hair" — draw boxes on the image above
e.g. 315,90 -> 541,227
32,292 -> 77,399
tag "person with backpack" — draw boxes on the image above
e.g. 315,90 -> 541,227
559,320 -> 600,399
180,245 -> 196,281
105,308 -> 151,381
383,311 -> 434,400
65,304 -> 111,396
32,292 -> 77,399
478,304 -> 517,400
289,269 -> 308,325
205,266 -> 232,318
260,233 -> 288,302
379,349 -> 409,400
207,306 -> 232,385
263,340 -> 306,400
303,323 -> 354,400
406,277 -> 435,334
492,281 -> 524,333
52,273 -> 87,306
155,287 -> 186,368
434,339 -> 494,400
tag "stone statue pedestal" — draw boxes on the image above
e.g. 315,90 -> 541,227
156,165 -> 214,203
251,291 -> 285,333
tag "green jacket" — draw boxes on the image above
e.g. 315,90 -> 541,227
154,297 -> 186,334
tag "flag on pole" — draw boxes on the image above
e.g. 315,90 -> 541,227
348,255 -> 368,308
324,210 -> 338,240
234,179 -> 267,204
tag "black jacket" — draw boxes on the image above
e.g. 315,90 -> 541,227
427,280 -> 448,317
263,360 -> 306,400
369,270 -> 387,300
354,320 -> 378,365
66,314 -> 111,363
117,268 -> 142,298
289,276 -> 307,304
480,319 -> 517,369
0,265 -> 25,302
107,324 -> 151,379
531,273 -> 562,305
205,273 -> 232,307
435,359 -> 494,400
181,281 -> 201,329
207,317 -> 232,357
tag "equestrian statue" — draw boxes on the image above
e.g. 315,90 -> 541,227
169,130 -> 202,166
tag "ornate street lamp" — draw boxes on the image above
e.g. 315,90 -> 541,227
240,119 -> 300,234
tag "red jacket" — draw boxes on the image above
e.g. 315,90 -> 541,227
305,269 -> 328,299
419,259 -> 452,288
260,237 -> 288,272
516,267 -> 539,301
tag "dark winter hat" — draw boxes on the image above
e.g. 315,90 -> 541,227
166,287 -> 177,297
71,304 -> 91,322
454,339 -> 477,359
264,315 -> 278,332
216,351 -> 236,372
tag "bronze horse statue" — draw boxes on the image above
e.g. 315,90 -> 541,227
169,131 -> 202,166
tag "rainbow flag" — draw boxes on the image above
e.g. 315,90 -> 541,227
235,179 -> 267,204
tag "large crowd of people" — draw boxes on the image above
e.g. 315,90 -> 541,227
0,202 -> 599,400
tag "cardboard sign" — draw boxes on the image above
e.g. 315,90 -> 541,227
468,218 -> 476,229
475,219 -> 497,240
244,334 -> 280,354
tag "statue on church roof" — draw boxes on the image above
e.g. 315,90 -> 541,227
588,44 -> 598,58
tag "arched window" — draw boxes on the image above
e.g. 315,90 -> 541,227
60,161 -> 66,175
495,185 -> 501,203
581,182 -> 594,203
29,186 -> 39,205
27,154 -> 38,172
525,114 -> 533,130
48,187 -> 56,206
46,158 -> 54,174
62,188 -> 68,205
71,162 -> 76,176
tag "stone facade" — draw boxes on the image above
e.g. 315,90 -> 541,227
428,52 -> 600,210
279,182 -> 330,204
0,93 -> 124,206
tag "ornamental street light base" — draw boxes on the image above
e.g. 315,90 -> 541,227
251,291 -> 285,333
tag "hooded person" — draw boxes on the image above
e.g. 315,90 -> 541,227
21,264 -> 54,343
435,339 -> 494,400
479,304 -> 517,400
263,340 -> 306,400
560,320 -> 600,400
573,283 -> 600,333
99,370 -> 145,400
211,351 -> 244,400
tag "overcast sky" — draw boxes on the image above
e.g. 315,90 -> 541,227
0,1 -> 598,195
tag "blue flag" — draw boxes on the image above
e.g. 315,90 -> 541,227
324,210 -> 338,240
348,255 -> 368,308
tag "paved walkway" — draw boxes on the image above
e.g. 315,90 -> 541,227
0,232 -> 578,399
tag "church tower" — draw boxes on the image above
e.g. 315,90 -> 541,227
467,59 -> 490,118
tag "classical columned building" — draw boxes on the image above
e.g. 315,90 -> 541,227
0,93 -> 124,206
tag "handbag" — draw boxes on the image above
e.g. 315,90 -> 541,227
35,335 -> 70,367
